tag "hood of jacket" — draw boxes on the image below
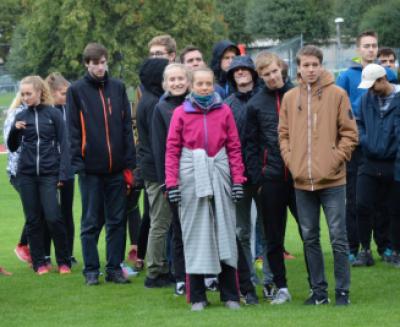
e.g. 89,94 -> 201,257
139,58 -> 169,97
226,55 -> 258,90
210,40 -> 240,84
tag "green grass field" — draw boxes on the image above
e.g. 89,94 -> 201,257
0,155 -> 399,326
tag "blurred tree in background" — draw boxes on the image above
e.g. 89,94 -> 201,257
6,0 -> 226,85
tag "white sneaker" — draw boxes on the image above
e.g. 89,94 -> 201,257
271,288 -> 291,305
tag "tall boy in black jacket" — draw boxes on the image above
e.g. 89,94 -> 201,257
68,43 -> 136,285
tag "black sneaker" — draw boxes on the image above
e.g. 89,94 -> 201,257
263,283 -> 277,301
304,292 -> 330,305
244,291 -> 259,305
71,256 -> 78,265
85,272 -> 99,286
352,249 -> 374,267
105,270 -> 131,284
335,291 -> 350,306
144,275 -> 170,288
205,277 -> 219,292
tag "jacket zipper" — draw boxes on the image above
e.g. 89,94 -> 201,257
34,107 -> 40,176
99,88 -> 113,172
307,85 -> 314,191
276,91 -> 288,180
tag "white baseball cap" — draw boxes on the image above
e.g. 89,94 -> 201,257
358,64 -> 386,89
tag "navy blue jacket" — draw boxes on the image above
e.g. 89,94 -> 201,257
210,40 -> 240,99
358,90 -> 400,161
67,72 -> 135,174
7,104 -> 70,181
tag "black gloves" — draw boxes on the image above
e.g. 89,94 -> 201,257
231,184 -> 244,203
167,186 -> 181,203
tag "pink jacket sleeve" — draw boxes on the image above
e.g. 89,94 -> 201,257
165,107 -> 183,188
224,105 -> 247,184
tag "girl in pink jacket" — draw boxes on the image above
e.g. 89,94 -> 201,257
165,67 -> 246,311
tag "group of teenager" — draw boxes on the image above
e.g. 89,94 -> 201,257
3,30 -> 400,311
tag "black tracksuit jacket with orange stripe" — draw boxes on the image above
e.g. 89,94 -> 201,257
67,72 -> 135,174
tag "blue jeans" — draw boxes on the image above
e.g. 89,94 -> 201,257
79,172 -> 126,275
295,185 -> 350,297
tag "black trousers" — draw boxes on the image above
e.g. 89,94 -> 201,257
126,189 -> 141,245
357,173 -> 399,252
347,147 -> 391,255
187,262 -> 239,303
259,179 -> 309,289
237,238 -> 255,296
79,172 -> 126,275
19,174 -> 70,270
60,178 -> 75,257
137,191 -> 150,260
169,203 -> 186,282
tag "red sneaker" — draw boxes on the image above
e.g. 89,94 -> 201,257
284,251 -> 296,260
14,244 -> 32,263
58,265 -> 71,275
36,265 -> 49,275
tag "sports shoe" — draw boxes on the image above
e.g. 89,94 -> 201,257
390,252 -> 400,268
304,292 -> 330,305
271,288 -> 291,305
120,263 -> 139,278
191,301 -> 208,312
348,253 -> 356,264
44,256 -> 52,271
135,259 -> 144,271
85,273 -> 99,286
352,249 -> 374,267
335,291 -> 350,306
36,265 -> 49,276
283,250 -> 296,260
381,248 -> 393,263
14,244 -> 31,263
225,300 -> 240,310
144,275 -> 170,288
58,265 -> 71,275
263,283 -> 277,301
204,277 -> 219,292
105,270 -> 131,284
175,281 -> 186,296
244,291 -> 259,305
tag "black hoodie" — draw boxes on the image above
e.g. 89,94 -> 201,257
136,58 -> 169,182
67,72 -> 135,174
151,92 -> 187,185
245,81 -> 294,184
210,40 -> 240,98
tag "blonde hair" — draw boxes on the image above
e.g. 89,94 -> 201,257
162,63 -> 191,91
255,51 -> 282,74
191,67 -> 214,86
45,72 -> 69,92
6,93 -> 23,115
20,75 -> 54,106
148,34 -> 176,54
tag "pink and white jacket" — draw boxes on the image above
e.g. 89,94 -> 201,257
165,99 -> 246,188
